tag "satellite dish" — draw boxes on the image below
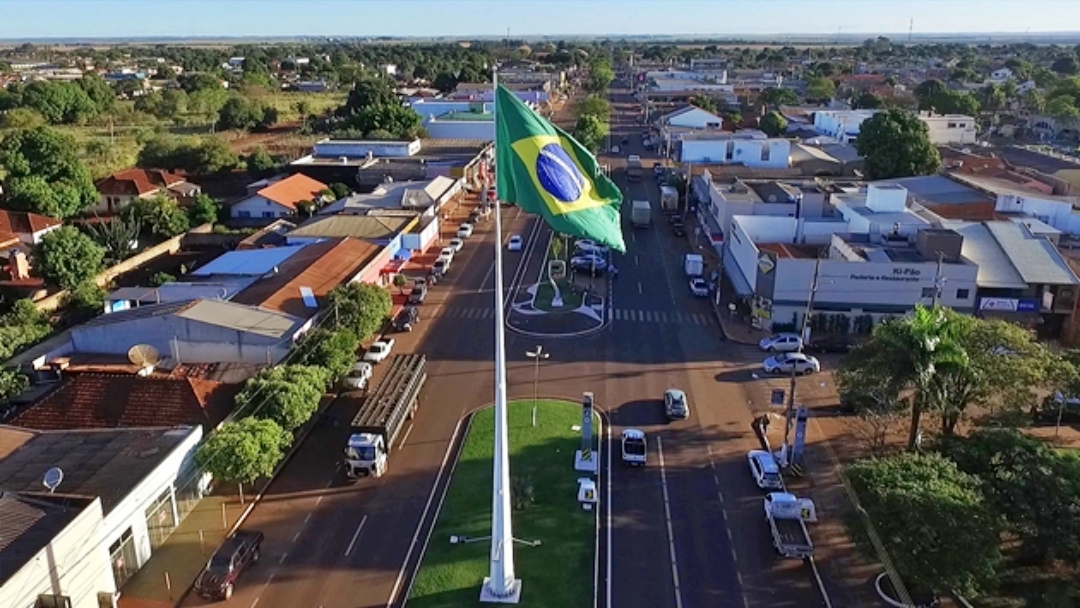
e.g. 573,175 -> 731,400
128,344 -> 161,367
42,467 -> 63,493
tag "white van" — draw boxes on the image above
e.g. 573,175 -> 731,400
621,429 -> 647,466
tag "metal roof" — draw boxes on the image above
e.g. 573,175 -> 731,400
0,492 -> 94,586
942,221 -> 1027,289
0,426 -> 195,513
288,214 -> 414,241
984,221 -> 1079,285
191,245 -> 308,277
176,299 -> 306,338
878,175 -> 992,206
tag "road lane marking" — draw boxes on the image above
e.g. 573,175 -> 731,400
344,515 -> 369,557
399,424 -> 415,449
390,418 -> 466,607
266,573 -> 275,585
249,598 -> 260,608
315,479 -> 333,506
303,513 -> 312,525
637,281 -> 642,294
656,437 -> 685,608
635,255 -> 639,266
278,552 -> 288,564
292,530 -> 302,543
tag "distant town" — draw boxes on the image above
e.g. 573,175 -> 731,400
1,34 -> 1080,608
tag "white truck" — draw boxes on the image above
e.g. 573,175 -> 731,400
660,185 -> 679,212
631,200 -> 652,228
764,492 -> 817,559
621,429 -> 647,466
343,354 -> 427,479
684,253 -> 703,277
627,155 -> 643,182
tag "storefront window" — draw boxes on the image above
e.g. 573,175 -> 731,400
145,487 -> 177,549
109,528 -> 138,588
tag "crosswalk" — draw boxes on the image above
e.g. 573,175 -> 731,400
612,309 -> 713,326
435,307 -> 496,320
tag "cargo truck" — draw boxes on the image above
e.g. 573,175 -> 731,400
764,492 -> 817,559
343,354 -> 427,479
660,185 -> 679,211
631,200 -> 652,227
627,155 -> 643,182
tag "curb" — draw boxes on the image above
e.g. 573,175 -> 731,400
172,397 -> 333,606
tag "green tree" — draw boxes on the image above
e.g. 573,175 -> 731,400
1047,95 -> 1080,127
77,73 -> 116,114
572,113 -> 608,153
432,71 -> 459,94
65,280 -> 107,318
150,272 -> 176,287
329,182 -> 351,199
121,195 -> 190,239
188,193 -> 220,226
576,94 -> 611,119
852,91 -> 883,109
245,146 -> 277,176
854,109 -> 941,180
292,328 -> 359,382
158,88 -> 189,120
0,126 -> 98,218
137,136 -> 238,175
759,87 -> 798,108
1052,55 -> 1079,75
806,77 -> 836,102
326,281 -> 392,341
241,365 -> 329,431
217,96 -> 277,131
293,99 -> 311,130
194,417 -> 292,485
85,213 -> 140,263
928,89 -> 981,117
914,78 -> 947,108
0,107 -> 46,130
178,72 -> 225,94
0,367 -> 29,402
689,95 -> 717,113
586,60 -> 615,94
342,77 -> 398,115
758,111 -> 788,137
936,429 -> 1080,564
34,226 -> 106,290
341,103 -> 424,140
847,452 -> 1000,596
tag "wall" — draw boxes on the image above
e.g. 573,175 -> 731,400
410,100 -> 492,119
400,218 -> 440,252
921,116 -> 978,145
229,195 -> 293,219
0,497 -> 115,608
681,139 -> 791,167
312,139 -> 420,158
731,215 -> 799,243
667,108 -> 723,129
423,118 -> 495,140
71,316 -> 290,365
725,218 -> 762,292
101,427 -> 202,580
994,193 -> 1076,232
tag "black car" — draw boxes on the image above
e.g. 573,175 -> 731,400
804,335 -> 855,354
393,306 -> 420,332
621,137 -> 629,146
194,530 -> 264,601
408,281 -> 428,304
671,221 -> 686,237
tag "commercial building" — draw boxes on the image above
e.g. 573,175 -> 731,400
290,138 -> 491,190
423,110 -> 495,140
676,131 -> 792,167
918,111 -> 978,145
0,425 -> 205,604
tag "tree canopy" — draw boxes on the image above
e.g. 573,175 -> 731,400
240,364 -> 329,432
0,126 -> 98,218
326,282 -> 392,341
120,195 -> 191,240
34,225 -> 106,290
216,96 -> 278,131
854,109 -> 941,180
194,417 -> 292,485
292,327 -> 360,382
806,77 -> 836,102
759,87 -> 798,108
758,111 -> 788,137
572,114 -> 607,153
136,135 -> 238,175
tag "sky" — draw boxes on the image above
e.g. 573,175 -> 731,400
0,0 -> 1079,39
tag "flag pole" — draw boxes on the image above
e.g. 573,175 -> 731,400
481,66 -> 521,603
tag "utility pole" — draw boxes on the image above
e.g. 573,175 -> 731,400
525,346 -> 549,427
931,251 -> 945,307
782,255 -> 821,462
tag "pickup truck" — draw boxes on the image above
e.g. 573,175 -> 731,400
363,338 -> 396,364
194,530 -> 264,601
764,492 -> 816,559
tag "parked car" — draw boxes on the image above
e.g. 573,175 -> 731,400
408,281 -> 428,304
621,136 -> 629,145
448,238 -> 464,253
574,239 -> 610,255
440,247 -> 456,263
393,306 -> 420,332
689,277 -> 709,297
341,362 -> 373,391
363,338 -> 396,363
194,530 -> 264,601
747,450 -> 784,490
507,235 -> 523,251
663,388 -> 690,420
804,335 -> 855,354
671,217 -> 686,236
763,352 -> 821,375
433,257 -> 451,277
611,145 -> 621,154
758,333 -> 803,353
570,254 -> 607,273
653,162 -> 664,176
457,223 -> 474,238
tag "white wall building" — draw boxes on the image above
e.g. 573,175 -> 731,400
812,109 -> 881,144
661,105 -> 725,129
679,132 -> 792,168
919,112 -> 978,145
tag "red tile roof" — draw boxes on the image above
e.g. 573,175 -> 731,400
95,168 -> 186,197
256,174 -> 329,211
230,238 -> 382,318
12,374 -> 236,430
0,210 -> 61,239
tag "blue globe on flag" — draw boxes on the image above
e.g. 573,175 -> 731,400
535,143 -> 587,203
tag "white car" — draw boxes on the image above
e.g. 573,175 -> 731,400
574,239 -> 610,255
747,450 -> 784,490
363,338 -> 396,364
663,388 -> 690,421
610,145 -> 621,154
507,235 -> 523,251
763,352 -> 821,375
341,362 -> 373,391
440,247 -> 456,262
758,333 -> 803,352
689,277 -> 709,297
570,254 -> 607,272
448,238 -> 464,253
457,223 -> 474,238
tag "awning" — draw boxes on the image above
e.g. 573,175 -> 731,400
723,253 -> 754,297
380,258 -> 406,275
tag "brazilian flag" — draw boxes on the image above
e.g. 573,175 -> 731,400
495,85 -> 626,253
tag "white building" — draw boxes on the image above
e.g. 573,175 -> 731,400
678,131 -> 791,168
229,173 -> 330,220
0,426 -> 204,604
696,173 -> 832,242
660,105 -> 725,129
422,112 -> 495,140
919,112 -> 978,145
987,67 -> 1013,83
812,109 -> 881,144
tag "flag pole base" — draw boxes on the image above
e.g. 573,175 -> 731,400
480,578 -> 522,604
574,450 -> 598,473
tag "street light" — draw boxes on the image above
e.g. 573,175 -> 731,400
525,346 -> 550,427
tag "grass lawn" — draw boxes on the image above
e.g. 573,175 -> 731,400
533,280 -> 584,312
408,400 -> 596,608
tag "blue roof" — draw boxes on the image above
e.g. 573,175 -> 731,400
191,244 -> 308,276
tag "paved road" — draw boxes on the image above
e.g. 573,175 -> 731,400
181,205 -> 538,608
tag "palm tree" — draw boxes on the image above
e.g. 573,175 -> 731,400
871,305 -> 968,450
